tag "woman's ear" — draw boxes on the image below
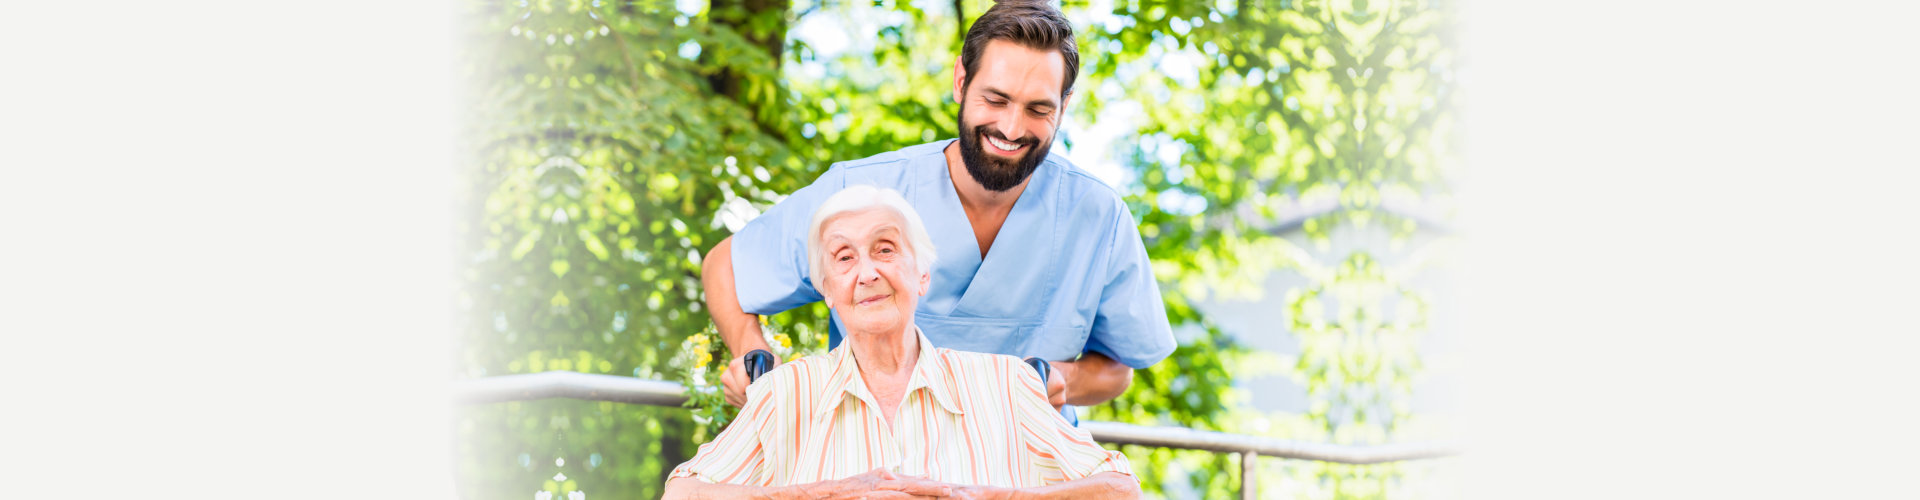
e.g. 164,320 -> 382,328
918,269 -> 931,296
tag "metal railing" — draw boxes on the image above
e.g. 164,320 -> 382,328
453,371 -> 1458,499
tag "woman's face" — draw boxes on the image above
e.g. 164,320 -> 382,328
817,208 -> 929,337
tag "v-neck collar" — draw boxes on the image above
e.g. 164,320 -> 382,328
933,141 -> 1060,318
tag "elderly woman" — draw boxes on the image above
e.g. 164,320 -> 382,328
665,185 -> 1140,499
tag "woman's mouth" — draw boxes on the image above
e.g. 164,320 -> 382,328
856,293 -> 891,306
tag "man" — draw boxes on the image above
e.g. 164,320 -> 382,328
701,0 -> 1173,417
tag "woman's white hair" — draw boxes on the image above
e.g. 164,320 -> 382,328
805,184 -> 938,292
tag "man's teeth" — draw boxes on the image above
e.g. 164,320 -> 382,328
988,136 -> 1021,152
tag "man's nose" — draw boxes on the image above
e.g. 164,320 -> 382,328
996,107 -> 1025,141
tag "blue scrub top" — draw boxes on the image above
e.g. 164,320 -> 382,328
730,139 -> 1175,369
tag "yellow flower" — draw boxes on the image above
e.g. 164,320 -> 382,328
775,334 -> 792,349
694,351 -> 712,366
690,334 -> 710,346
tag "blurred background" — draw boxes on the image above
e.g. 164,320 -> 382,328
9,1 -> 1917,499
454,0 -> 1458,498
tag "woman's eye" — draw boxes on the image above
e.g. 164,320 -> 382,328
837,254 -> 852,262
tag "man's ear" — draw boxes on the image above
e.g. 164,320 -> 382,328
952,55 -> 967,104
1056,90 -> 1074,127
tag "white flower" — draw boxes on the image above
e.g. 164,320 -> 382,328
569,491 -> 586,500
535,491 -> 552,500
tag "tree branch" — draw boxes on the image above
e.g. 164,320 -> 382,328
585,5 -> 643,83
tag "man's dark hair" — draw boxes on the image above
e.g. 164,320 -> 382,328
959,0 -> 1080,99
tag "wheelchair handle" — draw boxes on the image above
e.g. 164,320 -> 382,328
744,349 -> 776,384
1024,357 -> 1051,386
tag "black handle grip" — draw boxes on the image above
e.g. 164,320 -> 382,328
744,349 -> 776,383
1024,357 -> 1050,386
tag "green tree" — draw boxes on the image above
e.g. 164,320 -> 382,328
1076,0 -> 1458,497
454,0 -> 828,497
455,0 -> 1455,498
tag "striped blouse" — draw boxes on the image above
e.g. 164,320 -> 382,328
669,327 -> 1134,488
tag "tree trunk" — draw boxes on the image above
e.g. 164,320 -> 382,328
954,0 -> 966,45
707,0 -> 791,100
706,0 -> 793,142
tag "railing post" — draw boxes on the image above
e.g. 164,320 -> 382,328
1241,450 -> 1258,500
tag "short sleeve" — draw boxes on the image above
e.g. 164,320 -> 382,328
1009,362 -> 1135,483
1084,202 -> 1176,368
667,377 -> 781,486
729,167 -> 848,315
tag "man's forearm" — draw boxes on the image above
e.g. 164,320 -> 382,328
1064,352 -> 1133,406
701,236 -> 769,355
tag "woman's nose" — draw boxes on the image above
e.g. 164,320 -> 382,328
855,259 -> 882,285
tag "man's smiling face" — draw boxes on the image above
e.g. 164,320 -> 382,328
954,39 -> 1071,192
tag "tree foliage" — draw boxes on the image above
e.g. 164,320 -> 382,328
1073,0 -> 1459,497
455,0 -> 1455,498
455,0 -> 829,497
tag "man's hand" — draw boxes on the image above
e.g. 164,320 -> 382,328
703,236 -> 784,408
721,349 -> 778,407
1046,352 -> 1134,408
1044,360 -> 1075,411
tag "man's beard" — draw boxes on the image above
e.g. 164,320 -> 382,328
956,103 -> 1049,192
